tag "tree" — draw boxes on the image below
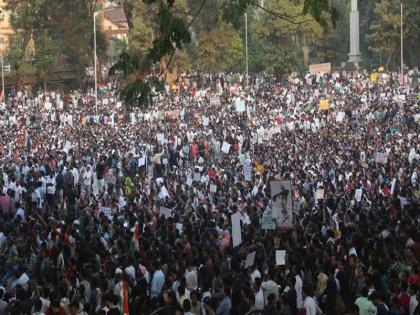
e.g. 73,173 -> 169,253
196,23 -> 244,72
6,0 -> 107,86
111,0 -> 340,108
5,34 -> 34,86
366,0 -> 420,69
33,32 -> 59,90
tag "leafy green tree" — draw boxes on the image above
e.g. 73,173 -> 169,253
33,32 -> 59,90
366,0 -> 420,69
112,0 -> 340,108
5,34 -> 34,86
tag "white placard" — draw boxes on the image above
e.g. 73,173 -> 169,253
156,133 -> 164,143
221,141 -> 231,154
276,250 -> 286,266
210,184 -> 217,193
375,152 -> 388,164
231,212 -> 242,247
159,206 -> 172,219
390,178 -> 396,194
202,116 -> 209,126
354,188 -> 363,202
245,251 -> 256,268
193,173 -> 201,182
186,177 -> 193,187
138,156 -> 146,167
243,163 -> 252,181
176,223 -> 183,235
158,186 -> 169,199
315,188 -> 325,201
235,99 -> 245,113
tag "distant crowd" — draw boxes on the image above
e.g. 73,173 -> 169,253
0,68 -> 419,315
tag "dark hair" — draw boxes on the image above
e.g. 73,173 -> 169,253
34,299 -> 43,312
183,299 -> 191,312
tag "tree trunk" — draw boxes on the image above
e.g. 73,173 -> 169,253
43,77 -> 47,92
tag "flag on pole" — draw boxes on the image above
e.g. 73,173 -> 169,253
118,281 -> 130,315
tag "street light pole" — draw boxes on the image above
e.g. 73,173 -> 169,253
400,1 -> 403,86
245,13 -> 249,87
93,11 -> 98,113
0,22 -> 4,102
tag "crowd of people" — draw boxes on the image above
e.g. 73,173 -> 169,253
0,68 -> 419,315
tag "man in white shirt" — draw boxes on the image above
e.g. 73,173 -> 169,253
302,286 -> 318,315
253,277 -> 265,311
250,266 -> 261,286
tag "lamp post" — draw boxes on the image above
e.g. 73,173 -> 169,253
245,13 -> 249,87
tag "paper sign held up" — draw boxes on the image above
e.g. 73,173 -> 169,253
354,188 -> 363,202
210,184 -> 217,193
276,250 -> 286,266
315,188 -> 325,201
319,99 -> 330,111
221,141 -> 231,154
245,251 -> 256,268
231,212 -> 242,247
159,206 -> 172,219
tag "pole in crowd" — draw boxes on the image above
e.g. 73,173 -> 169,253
245,12 -> 249,87
400,0 -> 404,86
94,11 -> 98,113
0,18 -> 4,101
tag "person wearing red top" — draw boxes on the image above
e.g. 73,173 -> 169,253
190,141 -> 198,158
409,264 -> 420,286
208,168 -> 217,179
397,282 -> 411,311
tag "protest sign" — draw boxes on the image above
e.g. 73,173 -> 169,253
193,172 -> 201,182
245,251 -> 256,268
100,207 -> 112,220
235,99 -> 246,113
354,188 -> 363,202
186,177 -> 193,187
261,211 -> 276,230
275,250 -> 286,266
159,207 -> 172,219
370,73 -> 378,82
210,184 -> 217,193
231,212 -> 242,247
176,223 -> 183,235
202,116 -> 209,126
319,99 -> 330,111
221,141 -> 231,154
270,181 -> 293,228
315,188 -> 325,201
210,96 -> 220,106
375,152 -> 388,164
243,163 -> 252,181
309,62 -> 331,75
158,186 -> 169,199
